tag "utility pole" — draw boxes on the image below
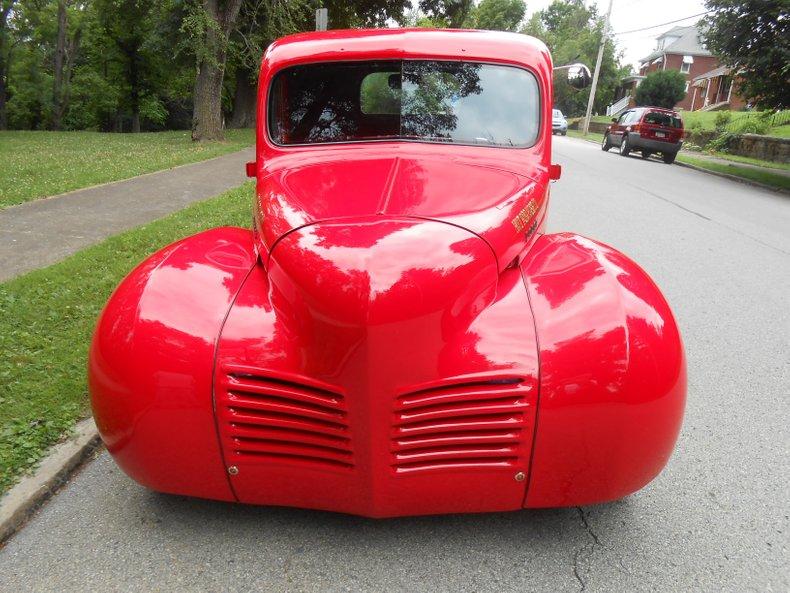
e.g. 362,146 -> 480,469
582,0 -> 614,136
315,8 -> 328,31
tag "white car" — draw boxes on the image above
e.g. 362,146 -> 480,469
552,109 -> 567,135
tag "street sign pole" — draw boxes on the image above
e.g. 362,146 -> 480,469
582,0 -> 614,136
315,8 -> 328,31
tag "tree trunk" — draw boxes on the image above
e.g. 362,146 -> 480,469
130,54 -> 140,133
0,53 -> 6,131
192,55 -> 225,140
191,0 -> 243,141
0,2 -> 14,130
52,0 -> 67,130
228,71 -> 256,129
59,31 -> 79,127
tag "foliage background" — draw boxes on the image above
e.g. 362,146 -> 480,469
0,0 -> 632,132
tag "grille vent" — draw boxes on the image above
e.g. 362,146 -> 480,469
217,366 -> 353,469
391,377 -> 530,473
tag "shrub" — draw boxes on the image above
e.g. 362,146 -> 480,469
708,131 -> 738,152
730,117 -> 770,135
714,111 -> 733,130
635,70 -> 686,109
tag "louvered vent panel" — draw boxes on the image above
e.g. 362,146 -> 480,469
391,377 -> 529,473
218,366 -> 353,469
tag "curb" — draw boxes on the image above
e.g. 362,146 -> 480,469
0,418 -> 101,544
674,160 -> 789,195
565,134 -> 788,195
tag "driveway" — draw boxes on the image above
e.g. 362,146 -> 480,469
1,136 -> 788,592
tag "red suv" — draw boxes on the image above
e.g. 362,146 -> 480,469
602,107 -> 684,163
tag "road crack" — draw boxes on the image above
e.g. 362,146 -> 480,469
572,506 -> 602,592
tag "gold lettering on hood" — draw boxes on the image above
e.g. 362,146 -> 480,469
511,199 -> 538,233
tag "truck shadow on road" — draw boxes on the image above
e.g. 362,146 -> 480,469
136,487 -> 635,547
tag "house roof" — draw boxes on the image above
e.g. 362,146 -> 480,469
639,24 -> 712,64
692,65 -> 731,82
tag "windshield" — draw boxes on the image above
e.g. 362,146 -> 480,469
552,109 -> 563,118
644,111 -> 682,128
268,60 -> 540,147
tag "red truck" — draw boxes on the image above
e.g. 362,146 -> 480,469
602,106 -> 685,163
90,29 -> 686,518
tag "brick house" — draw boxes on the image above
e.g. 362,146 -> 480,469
637,24 -> 719,111
689,66 -> 747,111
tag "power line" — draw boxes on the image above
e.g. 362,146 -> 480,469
612,11 -> 711,35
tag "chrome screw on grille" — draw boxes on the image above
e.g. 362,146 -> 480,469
228,466 -> 239,476
514,471 -> 526,482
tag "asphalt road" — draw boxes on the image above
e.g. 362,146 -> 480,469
1,137 -> 788,592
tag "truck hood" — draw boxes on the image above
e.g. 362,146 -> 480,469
255,147 -> 549,269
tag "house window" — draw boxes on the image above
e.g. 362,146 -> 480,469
681,55 -> 693,73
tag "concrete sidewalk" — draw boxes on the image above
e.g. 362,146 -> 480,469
0,147 -> 254,282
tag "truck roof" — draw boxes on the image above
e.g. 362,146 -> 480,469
263,28 -> 551,73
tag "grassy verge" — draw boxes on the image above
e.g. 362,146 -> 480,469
687,151 -> 790,171
676,155 -> 790,191
0,129 -> 254,209
566,130 -> 789,191
0,183 -> 253,492
566,129 -> 604,143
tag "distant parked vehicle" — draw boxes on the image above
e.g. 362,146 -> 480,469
602,107 -> 684,163
552,108 -> 567,135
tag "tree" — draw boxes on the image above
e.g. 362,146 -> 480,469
186,0 -> 243,141
0,0 -> 16,129
323,0 -> 410,28
522,0 -> 626,117
52,0 -> 84,130
471,0 -> 525,32
52,0 -> 67,128
635,70 -> 686,109
703,1 -> 789,109
226,0 -> 409,130
418,0 -> 474,28
227,0 -> 312,129
4,0 -> 61,130
95,0 -> 157,132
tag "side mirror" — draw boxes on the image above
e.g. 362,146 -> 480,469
566,64 -> 592,90
611,118 -> 618,123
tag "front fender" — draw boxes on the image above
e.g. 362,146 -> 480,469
522,233 -> 686,507
89,227 -> 256,501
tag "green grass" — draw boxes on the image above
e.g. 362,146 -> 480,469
675,111 -> 790,138
566,130 -> 789,191
0,183 -> 253,492
0,129 -> 254,209
693,152 -> 790,171
676,155 -> 790,191
567,128 -> 604,143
